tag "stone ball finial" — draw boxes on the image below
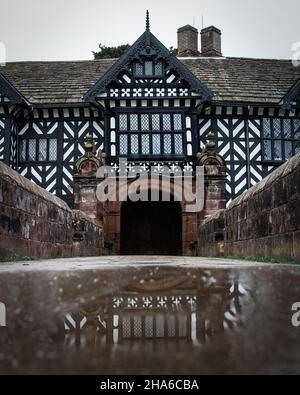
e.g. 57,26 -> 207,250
84,133 -> 96,154
205,131 -> 216,151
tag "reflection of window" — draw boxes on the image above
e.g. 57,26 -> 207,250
134,61 -> 163,77
262,118 -> 300,161
19,138 -> 57,162
117,113 -> 186,156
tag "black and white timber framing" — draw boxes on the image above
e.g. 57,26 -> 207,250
1,18 -> 300,207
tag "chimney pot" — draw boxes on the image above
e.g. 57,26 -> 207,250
201,26 -> 222,57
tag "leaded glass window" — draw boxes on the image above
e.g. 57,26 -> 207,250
162,114 -> 171,130
264,140 -> 272,161
273,119 -> 281,138
164,134 -> 172,154
119,114 -> 128,131
152,114 -> 160,130
141,114 -> 150,131
152,134 -> 161,155
285,141 -> 293,158
283,119 -> 292,138
39,139 -> 47,161
117,113 -> 186,157
19,138 -> 57,163
28,139 -> 36,161
141,134 -> 150,155
174,114 -> 182,130
49,139 -> 57,161
130,114 -> 138,131
174,134 -> 183,155
131,134 -> 139,154
135,63 -> 143,76
294,120 -> 300,139
145,61 -> 153,76
274,140 -> 282,161
20,140 -> 26,162
262,118 -> 300,161
263,119 -> 271,138
133,60 -> 163,78
119,134 -> 128,155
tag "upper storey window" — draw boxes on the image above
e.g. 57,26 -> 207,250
19,138 -> 57,163
133,60 -> 163,78
117,112 -> 186,157
262,118 -> 300,162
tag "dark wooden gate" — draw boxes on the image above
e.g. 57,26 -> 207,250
120,201 -> 182,255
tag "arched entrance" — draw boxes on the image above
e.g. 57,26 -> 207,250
120,201 -> 182,256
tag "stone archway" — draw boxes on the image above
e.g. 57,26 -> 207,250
120,200 -> 182,256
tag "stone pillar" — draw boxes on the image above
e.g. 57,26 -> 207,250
73,133 -> 105,219
197,131 -> 227,219
197,131 -> 227,256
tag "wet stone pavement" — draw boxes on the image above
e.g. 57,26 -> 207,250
0,256 -> 300,375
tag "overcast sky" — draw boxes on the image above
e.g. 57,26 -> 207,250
0,0 -> 300,62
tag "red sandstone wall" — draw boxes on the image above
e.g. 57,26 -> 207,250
198,210 -> 225,257
0,162 -> 103,260
198,153 -> 300,263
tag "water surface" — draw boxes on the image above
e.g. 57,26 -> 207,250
0,257 -> 300,375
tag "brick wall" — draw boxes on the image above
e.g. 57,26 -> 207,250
0,161 -> 103,259
198,153 -> 300,263
177,25 -> 199,57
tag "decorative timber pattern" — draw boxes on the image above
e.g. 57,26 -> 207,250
18,111 -> 105,205
1,15 -> 300,209
0,118 -> 5,161
19,121 -> 60,195
199,117 -> 265,203
62,118 -> 104,199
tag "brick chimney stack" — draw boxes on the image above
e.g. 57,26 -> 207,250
177,25 -> 199,57
201,26 -> 222,57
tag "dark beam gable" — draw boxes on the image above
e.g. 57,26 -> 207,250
281,78 -> 300,109
83,29 -> 213,104
0,73 -> 29,106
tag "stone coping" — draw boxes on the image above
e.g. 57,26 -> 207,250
0,161 -> 70,212
227,152 -> 300,210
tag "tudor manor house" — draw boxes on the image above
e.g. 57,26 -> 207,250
0,14 -> 300,256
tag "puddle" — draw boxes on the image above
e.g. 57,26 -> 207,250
0,263 -> 300,374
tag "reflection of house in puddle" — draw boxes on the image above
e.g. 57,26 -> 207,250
63,273 -> 248,350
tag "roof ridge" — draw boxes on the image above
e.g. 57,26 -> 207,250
2,56 -> 294,64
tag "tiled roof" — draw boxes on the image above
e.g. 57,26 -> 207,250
0,57 -> 299,105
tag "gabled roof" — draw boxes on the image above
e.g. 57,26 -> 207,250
281,78 -> 300,109
0,73 -> 30,106
83,28 -> 213,103
0,57 -> 300,105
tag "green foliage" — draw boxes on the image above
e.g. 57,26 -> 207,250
0,256 -> 37,263
169,46 -> 178,56
93,44 -> 178,59
93,44 -> 131,59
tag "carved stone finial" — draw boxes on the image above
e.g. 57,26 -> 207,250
205,131 -> 216,151
197,130 -> 226,168
84,133 -> 96,155
74,133 -> 101,176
